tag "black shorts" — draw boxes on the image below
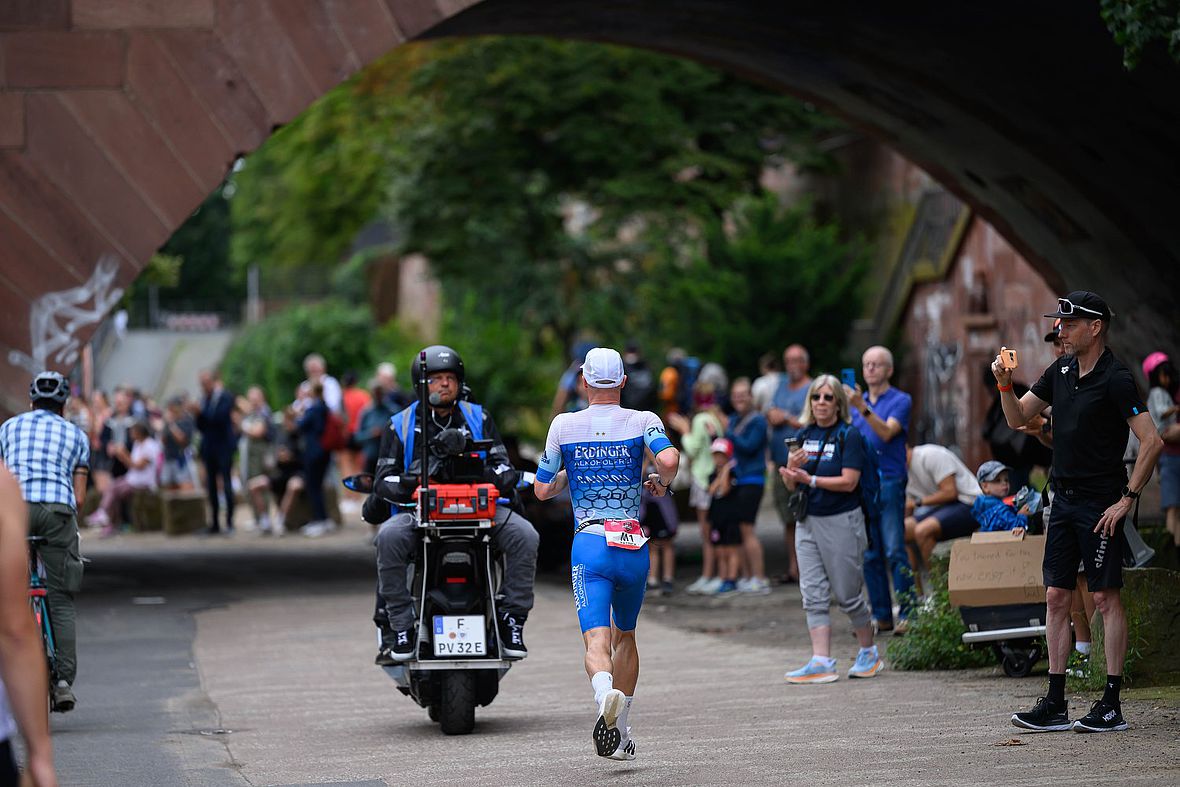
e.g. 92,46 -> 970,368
708,495 -> 743,546
1043,488 -> 1124,592
731,484 -> 764,524
0,739 -> 17,787
914,502 -> 977,541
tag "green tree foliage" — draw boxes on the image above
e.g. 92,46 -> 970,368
220,300 -> 393,407
1100,0 -> 1180,68
634,195 -> 869,377
386,37 -> 840,346
228,46 -> 434,271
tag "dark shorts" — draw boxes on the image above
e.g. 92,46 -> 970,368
640,490 -> 679,541
731,483 -> 764,524
914,501 -> 977,541
708,494 -> 743,546
0,739 -> 17,787
1044,487 -> 1124,592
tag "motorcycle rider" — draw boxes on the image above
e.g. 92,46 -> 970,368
363,346 -> 539,664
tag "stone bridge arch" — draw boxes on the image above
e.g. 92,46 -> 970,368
1,0 -> 1177,412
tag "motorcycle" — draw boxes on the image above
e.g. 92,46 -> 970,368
343,351 -> 533,735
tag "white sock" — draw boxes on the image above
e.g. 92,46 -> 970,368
618,696 -> 633,738
591,671 -> 614,706
1075,641 -> 1091,656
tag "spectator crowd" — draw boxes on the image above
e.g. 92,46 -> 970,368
64,353 -> 412,538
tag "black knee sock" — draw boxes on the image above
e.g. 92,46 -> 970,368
1102,674 -> 1122,706
1047,673 -> 1066,705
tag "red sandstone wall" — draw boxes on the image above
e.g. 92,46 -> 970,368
899,219 -> 1059,469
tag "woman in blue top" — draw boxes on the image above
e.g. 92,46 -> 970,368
727,378 -> 770,594
778,375 -> 883,684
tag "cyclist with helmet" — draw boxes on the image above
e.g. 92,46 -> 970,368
0,372 -> 90,713
362,346 -> 539,663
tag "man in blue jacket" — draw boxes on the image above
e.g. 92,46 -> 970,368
192,369 -> 237,534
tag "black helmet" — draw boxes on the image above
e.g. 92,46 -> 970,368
30,371 -> 70,404
415,345 -> 465,385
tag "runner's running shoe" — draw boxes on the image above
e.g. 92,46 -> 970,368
593,689 -> 626,757
848,648 -> 885,679
608,730 -> 636,761
784,657 -> 838,684
1011,697 -> 1072,732
1072,700 -> 1128,733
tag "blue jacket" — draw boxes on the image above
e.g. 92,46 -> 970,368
196,387 -> 236,460
972,494 -> 1028,532
728,411 -> 768,486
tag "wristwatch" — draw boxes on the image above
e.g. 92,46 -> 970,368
809,475 -> 818,489
1120,486 -> 1139,500
862,405 -> 872,417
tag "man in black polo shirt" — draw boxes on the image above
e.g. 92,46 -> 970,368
993,290 -> 1162,733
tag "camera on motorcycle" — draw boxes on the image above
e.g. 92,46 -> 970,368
342,473 -> 375,494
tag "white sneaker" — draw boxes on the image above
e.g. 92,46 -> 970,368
301,520 -> 334,538
608,728 -> 636,761
699,577 -> 724,594
685,576 -> 710,594
747,577 -> 772,595
593,689 -> 626,758
736,577 -> 755,592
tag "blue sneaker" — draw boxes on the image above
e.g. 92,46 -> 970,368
784,657 -> 838,684
711,580 -> 738,596
848,647 -> 884,679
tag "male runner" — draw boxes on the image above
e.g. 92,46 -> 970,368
534,347 -> 679,761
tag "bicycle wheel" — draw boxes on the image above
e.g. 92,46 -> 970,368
31,596 -> 59,682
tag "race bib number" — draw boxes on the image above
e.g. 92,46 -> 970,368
604,519 -> 648,550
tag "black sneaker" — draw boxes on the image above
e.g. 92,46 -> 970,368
1011,697 -> 1072,732
497,612 -> 527,659
1073,700 -> 1128,733
389,628 -> 416,662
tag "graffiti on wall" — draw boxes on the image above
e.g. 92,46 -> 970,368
919,339 -> 962,449
7,255 -> 124,375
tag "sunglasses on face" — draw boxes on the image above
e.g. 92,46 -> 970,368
1056,297 -> 1103,317
810,393 -> 835,402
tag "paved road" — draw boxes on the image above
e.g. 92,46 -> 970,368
45,529 -> 1180,786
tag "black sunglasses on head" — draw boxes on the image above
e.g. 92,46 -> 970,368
810,393 -> 835,402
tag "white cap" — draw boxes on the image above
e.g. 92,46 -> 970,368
581,347 -> 625,388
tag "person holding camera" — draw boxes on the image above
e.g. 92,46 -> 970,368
362,346 -> 538,664
997,291 -> 1162,733
778,375 -> 882,684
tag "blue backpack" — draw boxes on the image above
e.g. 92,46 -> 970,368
838,424 -> 882,536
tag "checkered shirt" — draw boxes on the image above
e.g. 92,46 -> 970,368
0,409 -> 90,509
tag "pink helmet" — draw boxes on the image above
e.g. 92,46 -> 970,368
1142,351 -> 1169,379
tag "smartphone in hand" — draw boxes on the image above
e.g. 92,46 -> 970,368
999,347 -> 1019,370
840,367 -> 856,388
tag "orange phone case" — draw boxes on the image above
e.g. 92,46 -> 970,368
1000,347 -> 1019,369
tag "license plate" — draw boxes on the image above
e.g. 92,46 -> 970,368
432,615 -> 486,657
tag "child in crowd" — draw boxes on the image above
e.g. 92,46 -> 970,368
707,438 -> 742,595
971,460 -> 1028,534
640,457 -> 679,596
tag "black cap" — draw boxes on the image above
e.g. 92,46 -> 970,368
1044,290 -> 1111,321
1043,318 -> 1061,343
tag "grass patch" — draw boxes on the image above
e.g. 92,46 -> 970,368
886,557 -> 993,671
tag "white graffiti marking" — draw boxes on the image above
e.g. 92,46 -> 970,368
7,254 -> 124,374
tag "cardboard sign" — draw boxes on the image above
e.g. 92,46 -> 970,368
948,535 -> 1046,607
970,530 -> 1025,544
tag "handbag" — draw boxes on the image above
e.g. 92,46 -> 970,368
786,427 -> 836,522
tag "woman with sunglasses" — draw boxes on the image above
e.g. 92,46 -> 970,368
778,375 -> 882,683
